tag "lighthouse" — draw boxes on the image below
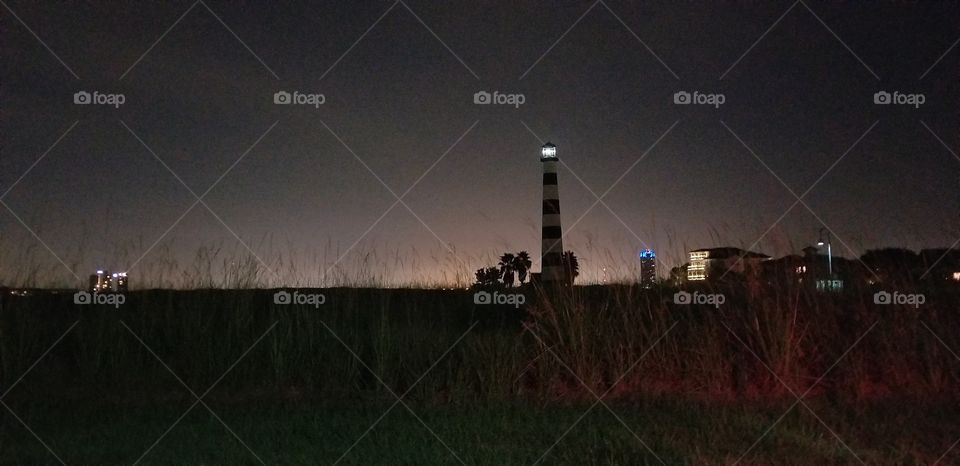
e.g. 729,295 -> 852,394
540,142 -> 566,284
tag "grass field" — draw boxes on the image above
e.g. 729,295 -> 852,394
5,398 -> 959,465
1,283 -> 959,464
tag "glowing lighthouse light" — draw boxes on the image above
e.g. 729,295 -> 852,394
540,142 -> 557,160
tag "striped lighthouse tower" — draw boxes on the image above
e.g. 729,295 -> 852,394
540,142 -> 566,284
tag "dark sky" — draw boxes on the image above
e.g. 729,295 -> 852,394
2,0 -> 959,287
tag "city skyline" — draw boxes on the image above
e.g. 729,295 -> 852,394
3,1 -> 960,286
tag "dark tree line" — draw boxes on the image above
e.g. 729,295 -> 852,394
474,250 -> 579,287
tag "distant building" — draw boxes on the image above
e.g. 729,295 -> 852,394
113,272 -> 128,292
687,247 -> 769,282
639,249 -> 656,288
761,246 -> 855,291
88,270 -> 128,292
89,270 -> 111,292
761,254 -> 807,282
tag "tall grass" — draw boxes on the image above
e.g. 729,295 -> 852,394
1,276 -> 957,405
0,288 -> 524,402
525,278 -> 960,402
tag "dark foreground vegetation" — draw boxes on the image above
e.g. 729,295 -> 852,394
7,398 -> 959,465
1,281 -> 959,464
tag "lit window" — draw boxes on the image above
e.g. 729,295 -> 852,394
688,251 -> 709,281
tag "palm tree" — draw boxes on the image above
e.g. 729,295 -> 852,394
499,253 -> 516,287
474,266 -> 502,287
562,250 -> 579,285
513,251 -> 532,285
488,266 -> 503,285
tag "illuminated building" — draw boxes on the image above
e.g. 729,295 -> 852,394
687,247 -> 769,281
687,250 -> 709,281
89,270 -> 112,292
639,249 -> 656,288
113,272 -> 128,292
88,270 -> 129,292
540,142 -> 566,284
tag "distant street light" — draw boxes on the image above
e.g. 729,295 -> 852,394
817,228 -> 833,277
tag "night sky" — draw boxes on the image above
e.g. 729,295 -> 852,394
2,1 -> 959,286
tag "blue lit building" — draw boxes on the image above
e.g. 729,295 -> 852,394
639,249 -> 656,288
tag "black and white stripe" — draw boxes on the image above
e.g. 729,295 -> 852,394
541,158 -> 565,283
